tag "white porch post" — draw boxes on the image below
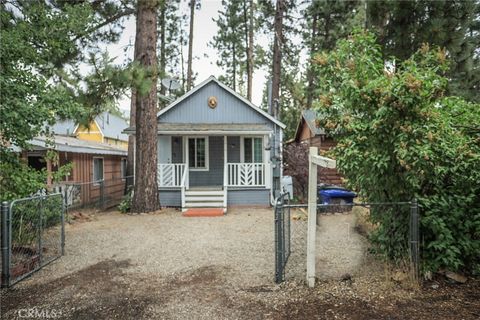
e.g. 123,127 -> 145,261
264,134 -> 271,189
307,146 -> 318,288
183,136 -> 189,189
223,135 -> 228,211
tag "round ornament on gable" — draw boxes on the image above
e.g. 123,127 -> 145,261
208,96 -> 218,109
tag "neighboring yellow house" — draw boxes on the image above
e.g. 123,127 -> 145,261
54,112 -> 129,149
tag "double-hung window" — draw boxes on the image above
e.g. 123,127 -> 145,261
188,137 -> 208,170
243,137 -> 263,163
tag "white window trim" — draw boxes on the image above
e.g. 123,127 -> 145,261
240,136 -> 263,163
187,136 -> 209,171
92,157 -> 104,184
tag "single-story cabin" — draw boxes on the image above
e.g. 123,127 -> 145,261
125,76 -> 286,212
26,135 -> 128,208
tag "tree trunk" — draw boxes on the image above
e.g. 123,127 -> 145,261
159,1 -> 166,95
186,0 -> 195,91
232,37 -> 236,91
180,32 -> 186,92
243,0 -> 254,100
306,12 -> 318,109
132,0 -> 160,213
271,0 -> 284,118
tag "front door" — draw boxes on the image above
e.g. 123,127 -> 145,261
158,136 -> 172,164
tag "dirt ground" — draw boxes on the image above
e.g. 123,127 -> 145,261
1,208 -> 479,319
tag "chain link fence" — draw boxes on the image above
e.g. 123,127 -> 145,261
275,196 -> 420,285
53,176 -> 134,212
1,193 -> 65,287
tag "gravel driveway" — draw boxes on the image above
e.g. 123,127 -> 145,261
2,208 -> 478,320
2,208 -> 276,319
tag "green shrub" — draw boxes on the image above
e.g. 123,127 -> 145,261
118,188 -> 133,214
313,31 -> 480,274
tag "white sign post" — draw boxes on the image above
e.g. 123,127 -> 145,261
306,147 -> 336,288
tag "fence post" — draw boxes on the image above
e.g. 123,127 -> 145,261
410,198 -> 420,283
307,147 -> 318,288
61,194 -> 66,256
38,197 -> 43,266
1,201 -> 10,287
100,180 -> 105,209
274,198 -> 282,283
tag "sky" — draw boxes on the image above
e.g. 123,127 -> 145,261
104,0 -> 271,116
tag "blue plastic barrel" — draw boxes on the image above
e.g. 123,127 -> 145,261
318,188 -> 356,205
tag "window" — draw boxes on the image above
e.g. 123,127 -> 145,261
93,158 -> 104,182
121,158 -> 127,179
188,137 -> 208,170
243,137 -> 263,163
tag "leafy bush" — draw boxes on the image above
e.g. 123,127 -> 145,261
118,188 -> 133,214
0,154 -> 47,202
313,31 -> 480,274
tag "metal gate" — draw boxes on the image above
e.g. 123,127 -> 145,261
273,195 -> 421,285
1,193 -> 65,287
274,193 -> 291,283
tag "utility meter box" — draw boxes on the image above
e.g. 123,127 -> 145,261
282,176 -> 293,199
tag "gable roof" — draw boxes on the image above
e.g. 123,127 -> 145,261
294,110 -> 325,141
95,112 -> 129,141
51,112 -> 129,141
157,76 -> 286,129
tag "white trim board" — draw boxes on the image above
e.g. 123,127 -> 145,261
156,76 -> 286,129
157,130 -> 272,135
186,136 -> 210,171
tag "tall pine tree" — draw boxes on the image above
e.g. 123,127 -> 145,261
368,0 -> 480,102
211,0 -> 249,94
301,0 -> 361,109
132,0 -> 160,213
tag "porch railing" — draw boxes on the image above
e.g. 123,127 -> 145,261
158,163 -> 186,187
227,163 -> 266,187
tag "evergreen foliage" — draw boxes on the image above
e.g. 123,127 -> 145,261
368,0 -> 480,102
211,0 -> 250,94
0,1 -> 135,200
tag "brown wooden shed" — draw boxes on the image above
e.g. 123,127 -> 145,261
292,110 -> 343,186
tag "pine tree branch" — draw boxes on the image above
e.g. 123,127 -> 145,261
72,8 -> 135,43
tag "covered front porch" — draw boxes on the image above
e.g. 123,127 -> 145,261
156,125 -> 274,211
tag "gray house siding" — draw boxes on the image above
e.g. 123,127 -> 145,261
227,189 -> 271,206
159,82 -> 273,127
189,136 -> 224,187
159,189 -> 181,207
226,136 -> 240,162
171,136 -> 183,163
